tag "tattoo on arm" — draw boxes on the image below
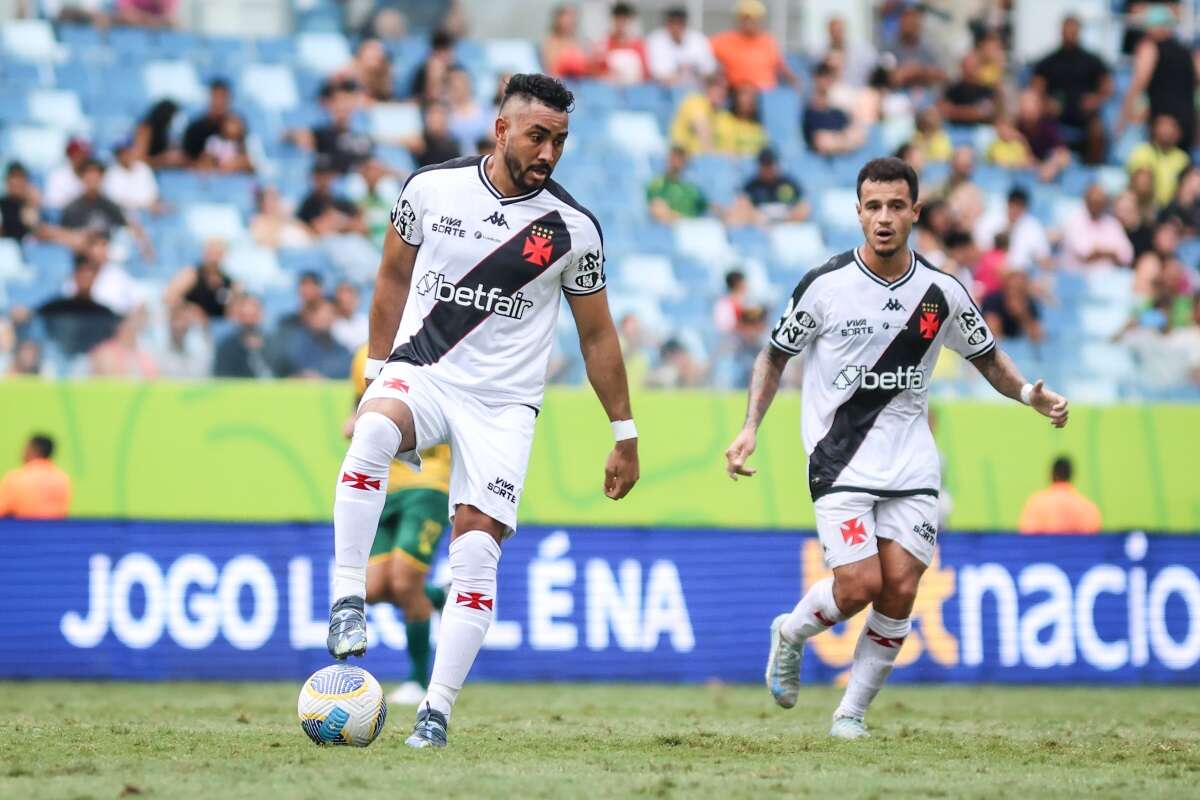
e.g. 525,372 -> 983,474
969,347 -> 1027,402
744,345 -> 792,430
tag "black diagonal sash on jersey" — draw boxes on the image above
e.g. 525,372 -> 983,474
389,210 -> 573,366
808,282 -> 950,499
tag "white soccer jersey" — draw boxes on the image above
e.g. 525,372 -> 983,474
387,155 -> 605,407
769,248 -> 995,500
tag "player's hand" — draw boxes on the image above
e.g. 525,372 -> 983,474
1030,379 -> 1069,428
604,439 -> 639,500
725,428 -> 758,480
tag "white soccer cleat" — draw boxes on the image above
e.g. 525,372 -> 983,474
387,681 -> 427,706
765,613 -> 803,709
829,715 -> 870,740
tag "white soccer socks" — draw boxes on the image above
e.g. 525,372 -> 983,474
423,530 -> 501,718
332,412 -> 401,601
781,577 -> 847,643
834,608 -> 910,721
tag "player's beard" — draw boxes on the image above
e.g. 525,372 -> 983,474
871,229 -> 908,259
503,148 -> 551,192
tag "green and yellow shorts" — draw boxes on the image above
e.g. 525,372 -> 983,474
368,488 -> 450,572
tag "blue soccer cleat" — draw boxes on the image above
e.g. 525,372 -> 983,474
326,595 -> 367,659
405,703 -> 449,749
765,613 -> 804,709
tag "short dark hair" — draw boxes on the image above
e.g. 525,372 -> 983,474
856,157 -> 919,203
5,161 -> 28,179
612,2 -> 636,16
814,60 -> 835,78
29,434 -> 54,459
209,77 -> 231,92
665,6 -> 687,21
1052,456 -> 1072,482
431,29 -> 455,50
1007,186 -> 1030,206
501,73 -> 575,113
725,270 -> 746,291
299,270 -> 323,286
80,158 -> 104,174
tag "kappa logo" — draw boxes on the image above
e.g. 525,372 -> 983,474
913,520 -> 937,545
416,272 -> 533,319
919,301 -> 941,340
456,592 -> 494,611
487,476 -> 519,504
340,471 -> 381,491
523,224 -> 555,267
483,210 -> 509,228
840,518 -> 868,545
883,297 -> 905,312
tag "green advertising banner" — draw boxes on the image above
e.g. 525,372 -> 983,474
1,378 -> 1197,531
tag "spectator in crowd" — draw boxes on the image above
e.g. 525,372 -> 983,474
357,160 -> 401,249
132,99 -> 182,169
715,83 -> 767,156
331,281 -> 368,352
938,52 -> 997,126
973,28 -> 1008,89
0,434 -> 71,519
44,138 -> 91,211
69,231 -> 143,317
646,5 -> 716,86
406,102 -> 461,168
276,271 -> 326,337
60,160 -> 126,240
446,67 -> 492,153
986,117 -> 1035,170
943,149 -> 987,240
725,147 -> 810,226
410,29 -> 462,102
974,187 -> 1051,272
297,159 -> 368,238
1012,89 -> 1071,182
714,304 -> 768,388
1130,245 -> 1193,327
914,198 -> 953,264
669,74 -> 729,155
973,231 -> 1010,297
1031,15 -> 1113,165
1129,165 -> 1161,219
1,162 -> 42,241
288,83 -> 374,175
882,5 -> 946,90
802,61 -> 865,155
709,0 -> 798,91
116,0 -> 176,28
1114,186 -> 1156,259
1162,166 -> 1200,235
152,304 -> 213,379
7,339 -> 41,377
982,265 -> 1044,343
275,299 -> 352,379
182,79 -> 239,166
616,311 -> 654,387
1062,185 -> 1135,269
214,295 -> 271,378
645,146 -> 708,224
820,15 -> 877,89
342,39 -> 395,103
164,239 -> 238,320
1018,456 -> 1102,534
197,114 -> 256,174
599,2 -> 648,84
1127,113 -> 1190,208
712,270 -> 747,334
1122,286 -> 1200,389
542,4 -> 591,80
36,255 -> 121,357
90,314 -> 159,379
1121,5 -> 1197,149
250,185 -> 312,250
103,138 -> 160,215
912,106 -> 952,163
646,338 -> 705,388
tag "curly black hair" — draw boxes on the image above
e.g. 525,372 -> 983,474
501,73 -> 575,114
856,157 -> 919,204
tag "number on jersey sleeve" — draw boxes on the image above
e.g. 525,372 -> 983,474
770,274 -> 824,354
941,277 -> 996,360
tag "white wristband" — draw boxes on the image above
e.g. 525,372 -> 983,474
364,358 -> 386,380
611,419 -> 638,441
1020,383 -> 1034,406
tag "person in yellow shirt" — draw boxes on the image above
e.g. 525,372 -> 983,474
669,74 -> 729,155
714,83 -> 768,156
1018,456 -> 1102,534
1127,114 -> 1190,208
0,434 -> 71,519
349,345 -> 453,704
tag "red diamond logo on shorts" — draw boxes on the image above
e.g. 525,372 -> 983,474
840,517 -> 867,545
456,592 -> 494,611
340,471 -> 381,491
866,628 -> 906,648
382,378 -> 409,392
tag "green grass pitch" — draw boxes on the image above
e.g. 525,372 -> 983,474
1,682 -> 1197,799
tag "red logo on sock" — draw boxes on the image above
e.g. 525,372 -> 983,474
814,611 -> 836,627
340,471 -> 382,491
382,378 -> 409,392
456,592 -> 494,611
840,517 -> 868,545
865,628 -> 906,648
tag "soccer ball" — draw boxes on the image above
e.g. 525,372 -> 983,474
297,664 -> 387,747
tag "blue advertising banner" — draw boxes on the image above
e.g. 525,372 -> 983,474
1,521 -> 1197,684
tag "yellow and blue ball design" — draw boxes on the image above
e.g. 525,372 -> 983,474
297,664 -> 387,747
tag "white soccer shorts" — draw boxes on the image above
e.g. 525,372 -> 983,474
360,361 -> 536,536
812,491 -> 940,569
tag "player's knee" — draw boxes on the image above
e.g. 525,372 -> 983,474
888,570 -> 922,609
833,564 -> 883,614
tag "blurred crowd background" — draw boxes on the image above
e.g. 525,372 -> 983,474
1,0 -> 1199,401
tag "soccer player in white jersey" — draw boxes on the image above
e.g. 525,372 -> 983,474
325,74 -> 640,749
725,157 -> 1069,739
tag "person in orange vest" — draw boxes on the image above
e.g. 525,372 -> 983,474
0,434 -> 72,519
1018,456 -> 1101,534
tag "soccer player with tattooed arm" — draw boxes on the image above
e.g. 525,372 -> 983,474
725,157 -> 1069,739
324,73 -> 639,750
